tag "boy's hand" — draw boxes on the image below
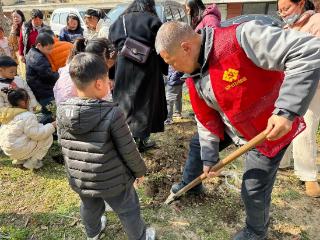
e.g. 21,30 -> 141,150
51,121 -> 57,128
134,176 -> 144,189
264,115 -> 293,141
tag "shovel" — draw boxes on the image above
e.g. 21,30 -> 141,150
164,131 -> 267,204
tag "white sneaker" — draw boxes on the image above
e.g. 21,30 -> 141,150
146,227 -> 156,240
34,160 -> 43,169
23,159 -> 38,169
104,201 -> 113,212
87,215 -> 107,240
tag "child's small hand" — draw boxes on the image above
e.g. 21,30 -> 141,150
51,121 -> 57,128
134,176 -> 144,189
20,55 -> 25,63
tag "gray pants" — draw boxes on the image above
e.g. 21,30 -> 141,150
166,84 -> 183,119
79,184 -> 146,239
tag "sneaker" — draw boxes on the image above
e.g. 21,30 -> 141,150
146,227 -> 156,240
104,201 -> 114,212
170,181 -> 205,195
138,137 -> 156,152
173,112 -> 182,118
34,160 -> 43,169
87,215 -> 107,240
305,181 -> 320,198
52,154 -> 64,164
164,118 -> 174,125
23,159 -> 39,170
233,227 -> 266,240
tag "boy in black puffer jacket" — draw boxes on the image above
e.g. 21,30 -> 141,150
57,53 -> 155,240
26,32 -> 59,124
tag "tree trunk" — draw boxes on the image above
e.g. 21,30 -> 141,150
0,1 -> 11,35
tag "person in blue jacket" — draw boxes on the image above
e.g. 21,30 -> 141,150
59,13 -> 84,43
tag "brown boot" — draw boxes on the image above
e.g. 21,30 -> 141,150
305,181 -> 320,198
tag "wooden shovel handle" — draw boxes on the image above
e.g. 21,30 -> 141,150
173,131 -> 267,198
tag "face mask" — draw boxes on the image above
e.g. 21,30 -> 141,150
282,13 -> 300,25
32,23 -> 42,31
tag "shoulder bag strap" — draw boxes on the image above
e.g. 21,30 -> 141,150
122,16 -> 127,37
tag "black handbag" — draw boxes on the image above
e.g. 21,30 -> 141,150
120,16 -> 151,64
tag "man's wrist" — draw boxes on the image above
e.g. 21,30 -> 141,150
273,108 -> 296,121
202,160 -> 216,167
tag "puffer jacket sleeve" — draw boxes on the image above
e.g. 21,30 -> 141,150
24,113 -> 55,141
31,54 -> 59,85
59,28 -> 67,42
110,107 -> 147,178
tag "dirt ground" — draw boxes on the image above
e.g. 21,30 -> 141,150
140,117 -> 320,240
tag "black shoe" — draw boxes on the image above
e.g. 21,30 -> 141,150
170,181 -> 205,195
52,154 -> 64,164
138,137 -> 156,152
233,227 -> 266,240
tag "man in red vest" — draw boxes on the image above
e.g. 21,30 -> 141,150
155,21 -> 320,240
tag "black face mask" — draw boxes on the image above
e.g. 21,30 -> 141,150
0,77 -> 14,84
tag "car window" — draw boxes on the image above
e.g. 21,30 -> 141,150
164,6 -> 174,21
220,14 -> 283,27
107,5 -> 127,24
60,12 -> 69,25
170,6 -> 182,21
155,6 -> 162,21
52,13 -> 60,24
79,11 -> 85,20
178,8 -> 187,22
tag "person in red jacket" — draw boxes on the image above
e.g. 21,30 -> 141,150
155,21 -> 320,240
18,9 -> 47,63
185,0 -> 221,30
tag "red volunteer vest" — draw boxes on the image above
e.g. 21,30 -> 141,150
187,25 -> 306,158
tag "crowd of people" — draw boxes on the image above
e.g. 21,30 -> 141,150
0,0 -> 320,239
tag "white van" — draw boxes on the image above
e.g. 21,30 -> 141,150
50,8 -> 87,36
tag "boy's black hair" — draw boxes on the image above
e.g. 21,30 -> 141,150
0,56 -> 18,68
0,27 -> 4,32
1,87 -> 29,107
35,32 -> 54,46
69,53 -> 108,90
85,9 -> 106,20
31,9 -> 44,19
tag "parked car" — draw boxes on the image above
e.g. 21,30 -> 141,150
221,14 -> 283,27
50,8 -> 88,36
107,0 -> 187,24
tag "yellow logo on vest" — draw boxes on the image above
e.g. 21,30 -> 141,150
223,68 -> 239,82
223,68 -> 248,90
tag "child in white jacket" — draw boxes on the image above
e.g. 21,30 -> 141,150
0,56 -> 38,111
0,88 -> 56,169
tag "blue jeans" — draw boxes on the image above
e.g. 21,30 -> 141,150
182,132 -> 232,186
181,132 -> 287,236
79,184 -> 146,239
166,84 -> 183,119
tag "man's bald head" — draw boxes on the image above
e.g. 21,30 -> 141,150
155,21 -> 197,55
